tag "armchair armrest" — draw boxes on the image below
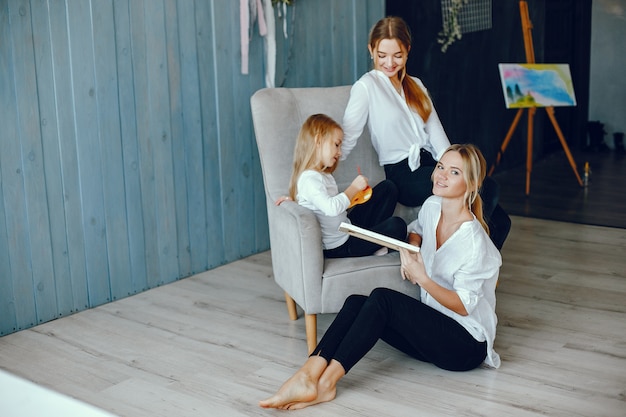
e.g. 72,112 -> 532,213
266,200 -> 325,313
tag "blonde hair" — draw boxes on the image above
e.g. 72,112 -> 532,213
368,16 -> 432,121
288,114 -> 343,200
440,144 -> 490,234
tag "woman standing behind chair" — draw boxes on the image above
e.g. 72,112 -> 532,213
259,144 -> 502,411
341,16 -> 509,249
341,16 -> 451,207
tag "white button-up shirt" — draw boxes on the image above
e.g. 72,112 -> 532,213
342,70 -> 451,170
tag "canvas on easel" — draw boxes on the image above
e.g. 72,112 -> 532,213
488,1 -> 583,195
498,63 -> 577,109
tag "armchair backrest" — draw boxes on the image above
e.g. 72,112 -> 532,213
250,86 -> 384,204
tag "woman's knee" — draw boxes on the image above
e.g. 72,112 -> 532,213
343,294 -> 367,311
368,287 -> 398,306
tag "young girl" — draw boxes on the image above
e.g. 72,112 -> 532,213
260,144 -> 501,410
278,113 -> 406,258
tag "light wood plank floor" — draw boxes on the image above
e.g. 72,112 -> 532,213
1,216 -> 625,417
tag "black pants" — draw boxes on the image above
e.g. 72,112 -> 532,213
311,288 -> 487,372
384,155 -> 510,250
324,180 -> 407,258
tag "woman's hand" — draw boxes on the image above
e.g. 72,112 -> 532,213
399,248 -> 427,286
399,248 -> 468,316
407,232 -> 422,247
275,196 -> 292,206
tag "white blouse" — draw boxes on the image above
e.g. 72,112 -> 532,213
407,195 -> 502,368
342,70 -> 451,171
296,170 -> 350,250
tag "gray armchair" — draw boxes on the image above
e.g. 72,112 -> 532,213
250,86 -> 419,353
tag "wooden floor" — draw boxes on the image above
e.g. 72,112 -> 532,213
492,148 -> 626,229
0,215 -> 625,416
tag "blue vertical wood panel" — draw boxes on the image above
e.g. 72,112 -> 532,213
4,0 -> 45,328
92,0 -> 134,300
48,0 -> 90,312
212,1 -> 239,263
176,0 -> 208,275
113,0 -> 149,294
0,0 -> 385,335
241,15 -> 268,252
164,0 -> 192,279
195,0 -> 225,269
144,0 -> 179,285
13,0 -> 60,324
0,1 -> 20,335
30,1 -> 75,318
67,1 -> 112,305
129,0 -> 161,288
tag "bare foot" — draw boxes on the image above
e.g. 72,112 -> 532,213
284,377 -> 337,410
259,371 -> 318,409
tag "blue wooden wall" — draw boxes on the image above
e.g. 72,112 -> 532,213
0,0 -> 384,335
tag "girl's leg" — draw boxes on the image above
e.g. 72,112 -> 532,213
324,216 -> 407,258
349,180 -> 399,227
332,180 -> 406,258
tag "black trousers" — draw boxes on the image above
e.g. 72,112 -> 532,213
324,180 -> 407,258
311,288 -> 487,372
384,155 -> 511,250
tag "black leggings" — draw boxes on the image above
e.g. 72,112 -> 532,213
324,180 -> 407,258
311,288 -> 487,373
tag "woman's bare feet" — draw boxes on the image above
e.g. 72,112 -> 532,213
284,376 -> 337,410
259,370 -> 318,409
259,358 -> 345,410
259,356 -> 328,409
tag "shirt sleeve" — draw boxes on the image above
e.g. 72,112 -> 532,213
341,81 -> 369,161
298,171 -> 350,216
452,243 -> 501,315
425,105 -> 451,161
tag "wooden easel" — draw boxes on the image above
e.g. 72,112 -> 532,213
488,0 -> 583,195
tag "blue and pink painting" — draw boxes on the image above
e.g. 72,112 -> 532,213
498,63 -> 577,108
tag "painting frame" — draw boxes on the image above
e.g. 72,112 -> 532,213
498,63 -> 577,109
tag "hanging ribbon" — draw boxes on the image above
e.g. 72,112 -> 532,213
240,0 -> 267,75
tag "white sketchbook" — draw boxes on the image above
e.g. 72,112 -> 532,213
339,222 -> 420,253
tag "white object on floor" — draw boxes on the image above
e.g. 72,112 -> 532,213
0,369 -> 118,417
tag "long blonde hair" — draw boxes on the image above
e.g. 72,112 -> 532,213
368,16 -> 432,121
440,144 -> 490,234
288,114 -> 343,200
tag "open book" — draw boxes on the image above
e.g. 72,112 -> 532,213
339,222 -> 420,253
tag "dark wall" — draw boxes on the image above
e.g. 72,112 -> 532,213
386,0 -> 591,171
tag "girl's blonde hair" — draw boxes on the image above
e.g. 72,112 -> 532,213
369,16 -> 432,122
288,114 -> 343,200
440,144 -> 490,234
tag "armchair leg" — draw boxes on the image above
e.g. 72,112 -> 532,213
305,314 -> 317,354
285,292 -> 298,321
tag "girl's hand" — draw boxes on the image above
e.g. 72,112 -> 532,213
399,248 -> 427,285
275,196 -> 292,206
344,175 -> 369,201
350,174 -> 368,191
